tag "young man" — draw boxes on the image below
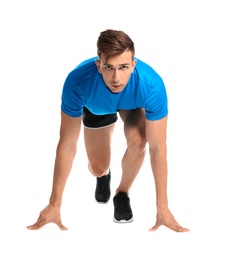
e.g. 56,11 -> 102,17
27,29 -> 189,232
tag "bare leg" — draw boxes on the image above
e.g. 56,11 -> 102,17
84,123 -> 115,177
117,108 -> 147,194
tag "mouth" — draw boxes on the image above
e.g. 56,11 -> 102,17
107,84 -> 123,94
112,84 -> 121,88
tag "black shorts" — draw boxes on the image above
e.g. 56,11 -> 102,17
83,107 -> 118,128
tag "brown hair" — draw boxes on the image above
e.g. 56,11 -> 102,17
97,29 -> 135,61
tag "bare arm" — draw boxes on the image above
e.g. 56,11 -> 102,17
146,116 -> 168,208
50,111 -> 82,207
146,116 -> 189,232
27,111 -> 82,230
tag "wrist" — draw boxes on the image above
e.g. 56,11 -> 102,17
49,197 -> 62,208
156,200 -> 168,211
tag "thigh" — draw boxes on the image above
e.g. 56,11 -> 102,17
84,123 -> 115,166
119,108 -> 146,138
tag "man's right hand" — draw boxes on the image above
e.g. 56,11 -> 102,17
26,204 -> 68,230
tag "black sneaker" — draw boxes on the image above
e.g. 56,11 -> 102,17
95,170 -> 111,203
113,191 -> 133,223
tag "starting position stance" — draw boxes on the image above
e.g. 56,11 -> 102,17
27,29 -> 189,232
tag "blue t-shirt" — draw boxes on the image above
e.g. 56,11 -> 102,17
61,57 -> 168,121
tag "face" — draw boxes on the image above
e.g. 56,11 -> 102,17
95,50 -> 137,93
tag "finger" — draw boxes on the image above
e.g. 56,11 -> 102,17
57,222 -> 68,230
149,222 -> 160,231
26,223 -> 43,230
26,219 -> 47,230
59,224 -> 68,230
177,227 -> 190,232
167,223 -> 190,232
54,220 -> 68,230
27,222 -> 68,230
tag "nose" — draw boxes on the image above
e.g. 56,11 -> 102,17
113,69 -> 120,83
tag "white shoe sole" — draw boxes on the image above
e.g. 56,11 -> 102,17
113,217 -> 134,223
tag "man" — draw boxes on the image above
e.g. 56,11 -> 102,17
27,29 -> 189,232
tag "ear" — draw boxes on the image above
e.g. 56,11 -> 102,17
95,59 -> 101,73
132,59 -> 137,72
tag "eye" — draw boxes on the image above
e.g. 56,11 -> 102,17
105,65 -> 112,70
121,65 -> 128,70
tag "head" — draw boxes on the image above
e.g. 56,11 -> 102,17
95,29 -> 137,93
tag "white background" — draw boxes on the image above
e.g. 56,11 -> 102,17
1,0 -> 229,259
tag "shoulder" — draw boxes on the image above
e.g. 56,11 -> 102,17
67,57 -> 98,83
134,58 -> 163,86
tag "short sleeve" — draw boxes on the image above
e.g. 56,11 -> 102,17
144,76 -> 168,120
61,72 -> 84,117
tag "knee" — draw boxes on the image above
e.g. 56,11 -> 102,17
88,162 -> 108,178
125,128 -> 147,153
